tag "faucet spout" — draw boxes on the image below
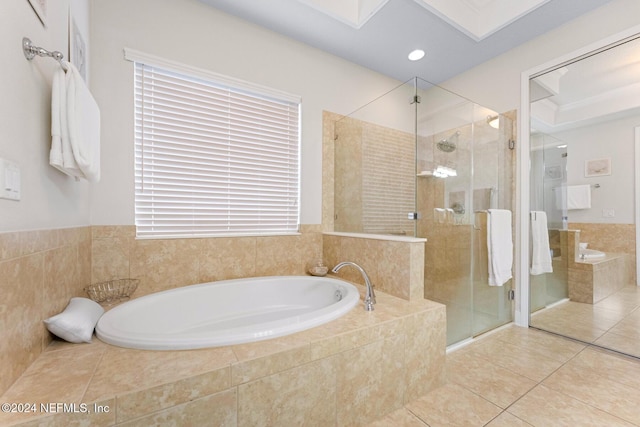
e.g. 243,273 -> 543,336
331,261 -> 376,311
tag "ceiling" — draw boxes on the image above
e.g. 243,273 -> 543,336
198,0 -> 612,84
531,33 -> 640,133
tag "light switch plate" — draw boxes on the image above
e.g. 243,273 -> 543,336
602,208 -> 615,218
0,158 -> 21,201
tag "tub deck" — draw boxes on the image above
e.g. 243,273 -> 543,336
0,283 -> 446,426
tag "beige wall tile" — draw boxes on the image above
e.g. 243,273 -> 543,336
0,343 -> 105,426
91,235 -> 131,284
116,368 -> 231,422
404,307 -> 447,402
117,389 -> 237,427
237,358 -> 337,427
199,236 -> 257,282
130,238 -> 202,296
0,231 -> 20,261
84,345 -> 236,403
5,398 -> 116,427
231,343 -> 311,386
0,254 -> 44,396
255,234 -> 320,276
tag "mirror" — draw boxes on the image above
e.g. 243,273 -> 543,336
528,33 -> 640,357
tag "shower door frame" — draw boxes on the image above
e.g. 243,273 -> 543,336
516,23 -> 640,327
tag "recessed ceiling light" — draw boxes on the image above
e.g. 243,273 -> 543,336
408,49 -> 425,61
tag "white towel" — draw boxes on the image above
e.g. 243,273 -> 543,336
49,61 -> 84,179
49,62 -> 100,181
566,185 -> 591,210
487,209 -> 513,286
530,211 -> 553,275
434,208 -> 447,224
66,63 -> 101,182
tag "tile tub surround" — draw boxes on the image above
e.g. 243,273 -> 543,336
91,225 -> 324,297
561,228 -> 633,304
569,253 -> 632,304
568,222 -> 637,283
0,287 -> 446,427
323,232 -> 426,301
0,227 -> 92,397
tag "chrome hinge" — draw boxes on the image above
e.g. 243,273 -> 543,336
407,212 -> 419,220
508,289 -> 515,300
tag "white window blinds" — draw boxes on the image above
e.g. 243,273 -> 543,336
133,60 -> 300,238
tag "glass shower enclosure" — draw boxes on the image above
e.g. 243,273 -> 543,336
333,78 -> 515,346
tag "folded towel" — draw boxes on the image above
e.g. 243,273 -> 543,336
433,208 -> 445,224
445,208 -> 455,224
566,185 -> 591,210
487,209 -> 513,286
530,211 -> 553,275
66,63 -> 101,182
49,61 -> 84,179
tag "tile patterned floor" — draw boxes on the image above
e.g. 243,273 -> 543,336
370,325 -> 640,426
531,285 -> 640,358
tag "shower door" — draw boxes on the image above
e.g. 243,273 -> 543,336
417,79 -> 514,345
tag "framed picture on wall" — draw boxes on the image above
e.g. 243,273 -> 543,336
27,0 -> 47,27
69,3 -> 90,83
70,17 -> 88,82
545,165 -> 563,180
584,157 -> 611,177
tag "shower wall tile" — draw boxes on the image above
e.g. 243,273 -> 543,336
0,227 -> 91,397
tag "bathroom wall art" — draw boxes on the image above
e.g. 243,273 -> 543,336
584,157 -> 611,177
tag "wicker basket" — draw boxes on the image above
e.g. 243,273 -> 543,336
85,279 -> 139,304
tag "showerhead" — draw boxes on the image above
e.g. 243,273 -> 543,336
436,131 -> 459,153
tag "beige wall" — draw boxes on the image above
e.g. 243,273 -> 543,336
0,0 -> 91,232
90,0 -> 403,227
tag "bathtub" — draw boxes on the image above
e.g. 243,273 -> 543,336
579,248 -> 606,260
96,276 -> 360,350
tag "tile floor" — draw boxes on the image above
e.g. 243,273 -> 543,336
531,285 -> 640,358
371,325 -> 640,426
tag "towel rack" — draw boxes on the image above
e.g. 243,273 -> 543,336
22,37 -> 64,62
552,183 -> 600,190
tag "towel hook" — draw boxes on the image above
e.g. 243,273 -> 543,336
22,37 -> 64,62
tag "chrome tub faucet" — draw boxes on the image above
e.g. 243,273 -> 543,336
331,261 -> 376,311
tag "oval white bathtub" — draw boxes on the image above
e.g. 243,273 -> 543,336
95,276 -> 360,350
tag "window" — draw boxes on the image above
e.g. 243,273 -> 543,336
129,51 -> 300,238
